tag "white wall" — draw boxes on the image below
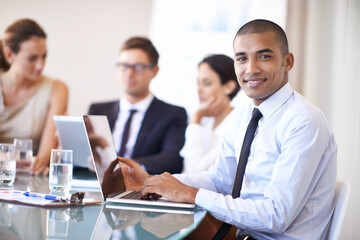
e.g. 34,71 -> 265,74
0,0 -> 154,115
149,0 -> 287,115
289,0 -> 360,238
316,1 -> 360,239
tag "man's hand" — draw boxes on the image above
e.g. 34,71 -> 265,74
118,157 -> 150,190
140,172 -> 198,204
101,158 -> 126,196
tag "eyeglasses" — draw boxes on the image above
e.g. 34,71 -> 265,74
116,62 -> 155,73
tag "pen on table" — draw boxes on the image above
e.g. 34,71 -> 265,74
23,191 -> 59,200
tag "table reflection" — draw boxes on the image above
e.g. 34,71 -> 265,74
46,209 -> 70,238
0,172 -> 205,240
92,206 -> 206,240
0,174 -> 102,240
0,203 -> 13,228
0,201 -> 46,240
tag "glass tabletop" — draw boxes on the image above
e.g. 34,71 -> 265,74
92,204 -> 205,240
0,173 -> 206,240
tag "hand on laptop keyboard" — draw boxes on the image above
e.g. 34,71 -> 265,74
140,192 -> 161,201
123,191 -> 142,199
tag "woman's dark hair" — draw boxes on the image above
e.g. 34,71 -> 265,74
0,18 -> 46,71
199,54 -> 240,100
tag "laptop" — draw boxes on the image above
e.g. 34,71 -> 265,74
82,115 -> 196,210
54,115 -> 93,168
53,115 -> 99,183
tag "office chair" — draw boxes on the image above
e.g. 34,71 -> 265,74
327,181 -> 351,240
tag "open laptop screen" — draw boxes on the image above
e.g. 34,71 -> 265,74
83,115 -> 125,199
83,115 -> 196,210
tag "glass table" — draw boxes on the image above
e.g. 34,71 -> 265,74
0,173 -> 205,240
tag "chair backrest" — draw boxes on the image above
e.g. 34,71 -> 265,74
327,181 -> 351,240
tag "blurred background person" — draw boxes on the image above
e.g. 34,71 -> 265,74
181,54 -> 240,173
88,37 -> 187,174
0,18 -> 68,175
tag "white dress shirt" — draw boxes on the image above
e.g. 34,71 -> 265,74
175,83 -> 337,240
112,93 -> 154,158
180,110 -> 237,173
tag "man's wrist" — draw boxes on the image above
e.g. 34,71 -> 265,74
185,186 -> 199,204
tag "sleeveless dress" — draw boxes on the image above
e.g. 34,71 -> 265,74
0,76 -> 53,154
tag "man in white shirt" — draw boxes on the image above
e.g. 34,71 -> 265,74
115,20 -> 337,240
89,37 -> 187,174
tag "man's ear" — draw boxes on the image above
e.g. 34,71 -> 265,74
151,65 -> 159,78
284,53 -> 294,72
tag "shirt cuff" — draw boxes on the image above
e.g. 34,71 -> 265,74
195,188 -> 218,210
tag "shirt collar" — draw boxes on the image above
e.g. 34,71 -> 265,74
256,82 -> 294,120
120,93 -> 154,114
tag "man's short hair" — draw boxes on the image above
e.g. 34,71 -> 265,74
234,19 -> 289,56
121,37 -> 159,65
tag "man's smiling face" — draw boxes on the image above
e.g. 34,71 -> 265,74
233,31 -> 293,106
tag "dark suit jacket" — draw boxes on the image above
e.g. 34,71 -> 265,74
88,97 -> 187,174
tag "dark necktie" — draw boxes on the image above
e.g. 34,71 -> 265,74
212,108 -> 263,240
118,109 -> 137,157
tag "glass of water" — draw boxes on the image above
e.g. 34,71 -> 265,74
49,149 -> 73,193
0,143 -> 16,188
14,138 -> 33,173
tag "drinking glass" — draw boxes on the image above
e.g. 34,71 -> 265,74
13,138 -> 33,173
49,149 -> 73,193
0,143 -> 16,188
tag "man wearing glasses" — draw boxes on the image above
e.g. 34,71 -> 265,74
88,37 -> 187,175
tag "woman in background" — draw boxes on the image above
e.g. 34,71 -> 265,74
181,54 -> 240,173
0,18 -> 68,175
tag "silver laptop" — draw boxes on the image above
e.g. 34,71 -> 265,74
53,115 -> 92,168
82,115 -> 196,210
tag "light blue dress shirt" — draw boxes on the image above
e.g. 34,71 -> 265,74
175,83 -> 337,240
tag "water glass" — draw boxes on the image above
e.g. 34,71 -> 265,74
0,143 -> 16,188
14,138 -> 33,173
49,149 -> 73,193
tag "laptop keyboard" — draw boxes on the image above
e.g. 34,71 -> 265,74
122,191 -> 142,199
